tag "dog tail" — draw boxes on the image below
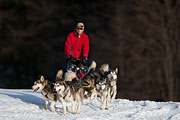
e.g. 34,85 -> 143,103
56,69 -> 63,80
64,71 -> 77,82
100,64 -> 110,75
88,61 -> 96,73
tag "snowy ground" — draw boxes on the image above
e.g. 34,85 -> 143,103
1,89 -> 180,120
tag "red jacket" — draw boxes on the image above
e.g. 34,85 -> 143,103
65,31 -> 89,59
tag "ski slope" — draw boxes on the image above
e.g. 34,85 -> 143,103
0,89 -> 180,120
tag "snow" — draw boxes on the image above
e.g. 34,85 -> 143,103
1,89 -> 180,120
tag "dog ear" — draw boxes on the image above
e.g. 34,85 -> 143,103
103,77 -> 107,82
115,68 -> 118,74
40,76 -> 45,82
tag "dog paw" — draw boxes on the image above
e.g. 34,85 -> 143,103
100,107 -> 104,110
105,108 -> 108,110
50,108 -> 55,112
61,112 -> 66,115
72,109 -> 76,113
75,111 -> 80,114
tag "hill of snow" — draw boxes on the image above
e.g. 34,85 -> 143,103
1,89 -> 180,120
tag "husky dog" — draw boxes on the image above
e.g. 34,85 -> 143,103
82,61 -> 100,99
82,72 -> 99,100
107,68 -> 118,103
67,60 -> 98,99
67,59 -> 87,75
96,76 -> 110,110
32,76 -> 57,112
99,64 -> 118,103
54,70 -> 83,115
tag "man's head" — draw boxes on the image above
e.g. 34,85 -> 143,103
76,22 -> 84,35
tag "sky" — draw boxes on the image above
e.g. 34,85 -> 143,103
1,89 -> 180,120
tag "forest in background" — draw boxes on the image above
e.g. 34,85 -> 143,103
0,0 -> 180,101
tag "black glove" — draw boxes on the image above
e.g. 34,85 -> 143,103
66,55 -> 72,63
71,57 -> 76,63
67,55 -> 76,63
82,57 -> 88,65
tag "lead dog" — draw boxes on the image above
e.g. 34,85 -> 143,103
32,76 -> 57,112
54,70 -> 83,115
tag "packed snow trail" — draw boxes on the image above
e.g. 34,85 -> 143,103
1,89 -> 180,120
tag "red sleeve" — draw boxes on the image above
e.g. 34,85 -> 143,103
83,36 -> 89,58
64,34 -> 71,57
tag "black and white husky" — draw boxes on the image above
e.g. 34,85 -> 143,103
82,61 -> 100,99
32,75 -> 57,112
54,70 -> 83,115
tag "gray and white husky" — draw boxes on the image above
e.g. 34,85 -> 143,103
107,68 -> 118,103
99,64 -> 118,103
32,76 -> 57,112
96,76 -> 110,110
54,70 -> 83,115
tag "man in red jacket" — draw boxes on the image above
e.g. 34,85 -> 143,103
65,22 -> 89,78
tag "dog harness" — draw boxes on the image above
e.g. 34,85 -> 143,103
43,90 -> 56,95
42,85 -> 56,97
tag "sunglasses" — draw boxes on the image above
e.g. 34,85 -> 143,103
76,28 -> 83,30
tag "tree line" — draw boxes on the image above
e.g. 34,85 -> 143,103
0,0 -> 180,101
